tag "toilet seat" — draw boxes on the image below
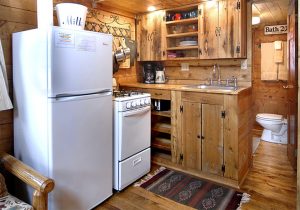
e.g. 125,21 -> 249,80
256,113 -> 283,121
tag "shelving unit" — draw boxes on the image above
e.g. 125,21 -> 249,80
165,5 -> 199,60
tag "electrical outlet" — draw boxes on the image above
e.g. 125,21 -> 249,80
241,59 -> 247,70
181,63 -> 189,71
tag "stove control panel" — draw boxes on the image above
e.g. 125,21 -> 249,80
114,94 -> 151,112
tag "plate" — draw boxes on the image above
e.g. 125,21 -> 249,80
179,41 -> 198,46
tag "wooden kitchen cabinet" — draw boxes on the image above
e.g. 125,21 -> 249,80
181,93 -> 224,176
173,89 -> 252,187
136,10 -> 166,61
199,0 -> 246,59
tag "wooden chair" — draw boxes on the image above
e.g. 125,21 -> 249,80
0,152 -> 54,210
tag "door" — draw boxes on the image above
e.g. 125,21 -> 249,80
118,106 -> 151,160
137,10 -> 166,61
199,1 -> 219,59
182,101 -> 202,170
49,27 -> 112,97
49,93 -> 112,210
287,0 -> 298,170
202,104 -> 224,176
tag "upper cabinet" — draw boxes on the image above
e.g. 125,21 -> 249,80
164,5 -> 200,60
136,0 -> 246,61
136,10 -> 166,61
199,0 -> 246,59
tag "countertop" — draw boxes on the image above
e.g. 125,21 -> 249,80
119,83 -> 251,95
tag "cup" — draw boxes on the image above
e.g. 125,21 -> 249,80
172,13 -> 182,21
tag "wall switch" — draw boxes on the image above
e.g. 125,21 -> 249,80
181,63 -> 189,71
241,59 -> 248,70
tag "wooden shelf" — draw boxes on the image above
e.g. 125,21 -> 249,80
166,32 -> 198,38
152,110 -> 171,118
167,57 -> 199,60
152,123 -> 171,134
152,152 -> 172,162
167,46 -> 198,51
152,137 -> 171,151
166,18 -> 198,25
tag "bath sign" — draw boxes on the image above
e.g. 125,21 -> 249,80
264,25 -> 288,35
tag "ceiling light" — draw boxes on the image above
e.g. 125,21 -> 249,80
252,16 -> 260,25
147,6 -> 156,12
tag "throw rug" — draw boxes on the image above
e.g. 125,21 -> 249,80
135,167 -> 250,210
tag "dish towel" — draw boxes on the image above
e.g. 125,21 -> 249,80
261,43 -> 277,80
277,41 -> 288,81
260,41 -> 288,81
0,39 -> 13,111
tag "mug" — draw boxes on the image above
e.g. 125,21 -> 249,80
172,13 -> 181,21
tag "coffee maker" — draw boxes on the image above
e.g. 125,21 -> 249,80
143,63 -> 155,84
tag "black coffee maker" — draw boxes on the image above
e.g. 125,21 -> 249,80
143,63 -> 155,84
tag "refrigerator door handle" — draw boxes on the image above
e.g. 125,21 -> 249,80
54,90 -> 112,102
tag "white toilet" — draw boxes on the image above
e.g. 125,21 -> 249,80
256,113 -> 287,144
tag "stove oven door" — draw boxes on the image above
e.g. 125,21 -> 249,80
117,106 -> 151,160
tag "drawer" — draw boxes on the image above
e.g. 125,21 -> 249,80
117,148 -> 151,190
144,89 -> 171,100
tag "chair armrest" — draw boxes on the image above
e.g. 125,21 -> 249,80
0,152 -> 54,194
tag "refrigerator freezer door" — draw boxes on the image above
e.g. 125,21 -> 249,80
48,92 -> 112,210
48,27 -> 112,97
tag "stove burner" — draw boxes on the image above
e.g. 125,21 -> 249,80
113,90 -> 143,98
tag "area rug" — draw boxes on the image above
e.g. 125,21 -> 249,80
135,167 -> 250,210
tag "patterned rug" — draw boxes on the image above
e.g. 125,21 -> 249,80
135,167 -> 250,210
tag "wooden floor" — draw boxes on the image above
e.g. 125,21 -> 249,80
94,141 -> 297,210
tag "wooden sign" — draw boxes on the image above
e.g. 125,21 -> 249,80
264,25 -> 287,35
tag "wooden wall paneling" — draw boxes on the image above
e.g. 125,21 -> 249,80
0,0 -> 36,11
0,0 -> 37,154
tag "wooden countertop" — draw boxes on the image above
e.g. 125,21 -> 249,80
120,83 -> 251,95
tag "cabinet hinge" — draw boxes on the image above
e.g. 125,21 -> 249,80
221,111 -> 226,118
237,1 -> 241,10
236,45 -> 241,54
180,105 -> 183,113
199,9 -> 202,16
222,164 -> 225,173
163,16 -> 166,22
295,149 -> 298,157
180,154 -> 184,161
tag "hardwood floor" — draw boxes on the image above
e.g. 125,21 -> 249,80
94,141 -> 297,210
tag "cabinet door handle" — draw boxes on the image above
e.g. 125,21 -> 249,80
204,40 -> 208,54
154,93 -> 163,96
215,27 -> 218,36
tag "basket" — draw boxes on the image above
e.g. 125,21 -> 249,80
56,3 -> 87,30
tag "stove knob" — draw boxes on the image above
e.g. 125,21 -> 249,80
126,102 -> 131,109
140,99 -> 145,105
131,101 -> 137,107
136,100 -> 141,106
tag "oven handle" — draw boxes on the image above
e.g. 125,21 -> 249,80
123,106 -> 151,117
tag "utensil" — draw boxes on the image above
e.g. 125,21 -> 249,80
124,38 -> 136,66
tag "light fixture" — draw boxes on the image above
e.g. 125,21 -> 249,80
252,16 -> 260,25
147,6 -> 156,12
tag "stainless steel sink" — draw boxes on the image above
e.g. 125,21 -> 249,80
182,84 -> 238,92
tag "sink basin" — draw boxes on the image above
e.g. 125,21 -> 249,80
183,84 -> 238,92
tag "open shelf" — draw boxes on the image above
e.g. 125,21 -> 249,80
167,46 -> 198,51
152,110 -> 171,118
166,31 -> 198,38
152,123 -> 171,134
152,137 -> 171,151
166,18 -> 198,25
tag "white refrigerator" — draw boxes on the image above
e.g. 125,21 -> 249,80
13,27 -> 113,210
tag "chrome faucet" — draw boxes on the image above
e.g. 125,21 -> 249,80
213,64 -> 221,84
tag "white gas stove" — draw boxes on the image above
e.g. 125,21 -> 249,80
113,90 -> 151,191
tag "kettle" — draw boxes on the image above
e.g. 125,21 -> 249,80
155,67 -> 166,84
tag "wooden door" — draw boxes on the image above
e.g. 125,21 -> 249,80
136,10 -> 166,61
218,0 -> 228,58
182,101 -> 202,171
287,0 -> 298,170
199,1 -> 219,59
201,104 -> 224,176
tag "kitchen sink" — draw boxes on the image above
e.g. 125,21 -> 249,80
182,84 -> 238,92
